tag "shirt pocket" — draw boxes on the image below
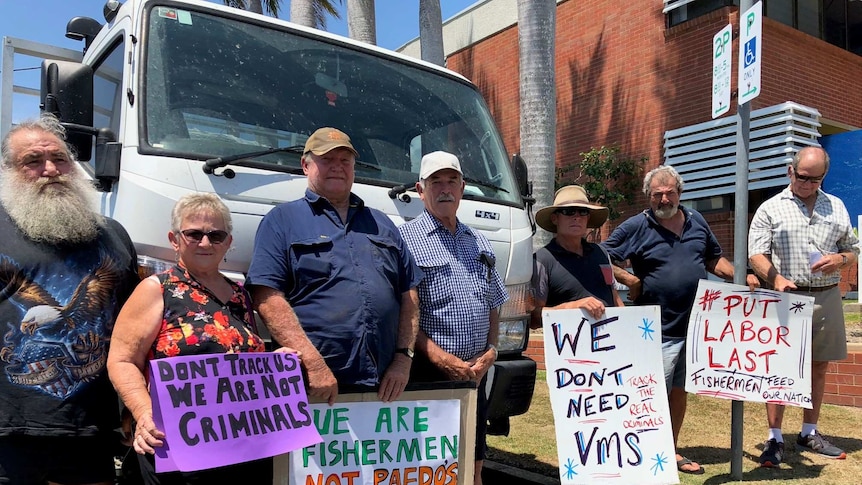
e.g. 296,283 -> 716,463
290,237 -> 333,289
417,258 -> 455,309
366,234 -> 400,287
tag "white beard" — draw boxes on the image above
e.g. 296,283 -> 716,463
653,204 -> 679,220
0,167 -> 103,245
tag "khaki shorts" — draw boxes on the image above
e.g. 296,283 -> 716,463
790,286 -> 847,362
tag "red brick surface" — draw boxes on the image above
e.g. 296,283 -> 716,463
447,3 -> 861,293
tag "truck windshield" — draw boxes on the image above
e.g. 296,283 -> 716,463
143,5 -> 521,205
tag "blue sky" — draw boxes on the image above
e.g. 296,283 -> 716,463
0,0 -> 477,51
0,0 -> 477,121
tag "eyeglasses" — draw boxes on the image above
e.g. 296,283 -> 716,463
180,229 -> 229,244
555,207 -> 591,217
792,169 -> 824,184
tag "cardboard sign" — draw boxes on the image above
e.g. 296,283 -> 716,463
149,352 -> 322,472
543,306 -> 679,485
685,280 -> 813,407
289,400 -> 461,485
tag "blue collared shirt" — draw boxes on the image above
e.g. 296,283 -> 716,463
399,210 -> 508,360
247,189 -> 421,386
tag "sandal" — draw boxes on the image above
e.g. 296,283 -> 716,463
677,456 -> 705,475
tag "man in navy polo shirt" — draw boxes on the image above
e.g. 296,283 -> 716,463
247,127 -> 421,405
602,166 -> 737,475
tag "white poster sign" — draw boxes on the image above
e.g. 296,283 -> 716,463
289,400 -> 461,485
685,280 -> 813,408
543,306 -> 678,485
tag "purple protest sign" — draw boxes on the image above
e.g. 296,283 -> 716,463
148,352 -> 322,472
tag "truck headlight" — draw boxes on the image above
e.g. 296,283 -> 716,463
497,318 -> 529,354
497,282 -> 532,354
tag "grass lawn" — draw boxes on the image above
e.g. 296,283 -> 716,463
846,301 -> 861,342
488,371 -> 862,484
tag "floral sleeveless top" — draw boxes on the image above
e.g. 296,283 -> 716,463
149,265 -> 265,359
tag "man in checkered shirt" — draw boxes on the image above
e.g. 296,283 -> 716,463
749,146 -> 860,467
398,151 -> 508,485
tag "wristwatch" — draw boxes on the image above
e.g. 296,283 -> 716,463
395,348 -> 414,359
841,254 -> 848,267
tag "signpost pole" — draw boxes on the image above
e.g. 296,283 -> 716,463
732,0 -> 758,479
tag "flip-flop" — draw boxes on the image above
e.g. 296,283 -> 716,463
677,457 -> 705,475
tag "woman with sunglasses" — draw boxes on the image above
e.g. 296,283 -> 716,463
107,193 -> 290,484
530,185 -> 623,328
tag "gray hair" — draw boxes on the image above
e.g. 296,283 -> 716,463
642,165 -> 684,196
1,113 -> 73,168
170,193 -> 233,234
791,146 -> 830,173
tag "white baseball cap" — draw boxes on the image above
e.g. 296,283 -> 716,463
419,151 -> 463,180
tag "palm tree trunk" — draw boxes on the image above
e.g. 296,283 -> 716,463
291,0 -> 317,27
518,0 -> 556,249
348,0 -> 376,45
419,0 -> 444,66
247,0 -> 263,14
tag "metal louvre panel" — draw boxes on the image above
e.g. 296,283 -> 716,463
664,102 -> 822,200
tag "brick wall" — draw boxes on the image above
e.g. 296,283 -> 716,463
526,337 -> 862,408
825,348 -> 862,407
448,4 -> 862,180
446,3 -> 862,282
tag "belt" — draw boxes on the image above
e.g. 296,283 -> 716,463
791,284 -> 837,293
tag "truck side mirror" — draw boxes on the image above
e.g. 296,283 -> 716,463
511,153 -> 534,203
94,128 -> 121,192
41,60 -> 94,161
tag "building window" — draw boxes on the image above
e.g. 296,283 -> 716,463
666,0 -> 737,27
666,1 -> 862,56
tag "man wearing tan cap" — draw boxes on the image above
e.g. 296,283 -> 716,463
247,127 -> 421,405
399,151 -> 507,485
530,185 -> 623,328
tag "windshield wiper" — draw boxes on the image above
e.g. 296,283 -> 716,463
203,145 -> 304,175
463,176 -> 509,194
203,145 -> 380,175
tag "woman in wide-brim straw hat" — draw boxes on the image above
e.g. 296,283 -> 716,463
530,185 -> 623,327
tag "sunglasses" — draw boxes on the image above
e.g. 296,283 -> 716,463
792,169 -> 824,184
180,229 -> 229,244
555,207 -> 591,217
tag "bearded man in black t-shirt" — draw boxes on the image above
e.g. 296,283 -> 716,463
0,114 -> 140,485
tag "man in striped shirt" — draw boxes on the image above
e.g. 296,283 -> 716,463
749,146 -> 859,467
399,151 -> 508,485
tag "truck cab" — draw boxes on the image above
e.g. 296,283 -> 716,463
6,0 -> 535,433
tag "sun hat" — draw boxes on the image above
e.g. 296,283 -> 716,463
535,185 -> 609,232
419,151 -> 463,180
303,127 -> 358,156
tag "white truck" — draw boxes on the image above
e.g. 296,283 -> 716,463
1,0 -> 535,435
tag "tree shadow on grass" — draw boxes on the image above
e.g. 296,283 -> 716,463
680,439 -> 845,484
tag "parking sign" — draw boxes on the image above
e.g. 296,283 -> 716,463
738,1 -> 762,105
712,24 -> 732,118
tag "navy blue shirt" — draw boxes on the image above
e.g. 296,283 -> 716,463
533,238 -> 617,308
247,189 -> 421,386
602,208 -> 722,338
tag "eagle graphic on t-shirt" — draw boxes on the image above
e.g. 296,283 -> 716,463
0,255 -> 120,398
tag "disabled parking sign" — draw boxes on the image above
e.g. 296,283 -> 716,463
738,1 -> 762,105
